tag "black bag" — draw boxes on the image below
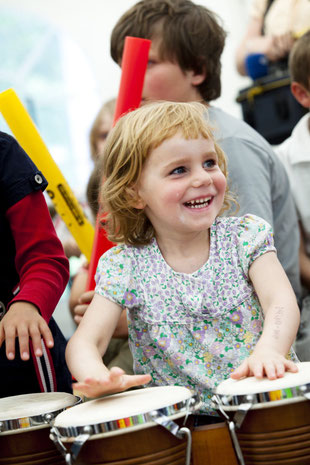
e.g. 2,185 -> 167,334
236,71 -> 307,145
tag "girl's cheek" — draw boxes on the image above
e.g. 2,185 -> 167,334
164,189 -> 182,203
217,173 -> 227,193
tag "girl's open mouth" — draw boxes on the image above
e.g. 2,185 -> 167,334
183,196 -> 212,209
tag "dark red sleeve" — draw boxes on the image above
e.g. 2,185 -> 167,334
6,190 -> 70,322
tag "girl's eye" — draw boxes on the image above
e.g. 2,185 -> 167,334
203,159 -> 216,169
98,132 -> 109,141
170,166 -> 186,175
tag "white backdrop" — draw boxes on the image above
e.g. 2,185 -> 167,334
0,0 -> 252,117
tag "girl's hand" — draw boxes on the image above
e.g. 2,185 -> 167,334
231,348 -> 298,380
73,366 -> 152,398
73,290 -> 95,325
0,302 -> 54,361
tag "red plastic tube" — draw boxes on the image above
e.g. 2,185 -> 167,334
113,36 -> 151,125
86,37 -> 151,291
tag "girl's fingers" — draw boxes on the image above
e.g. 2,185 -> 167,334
109,366 -> 125,378
285,359 -> 299,373
127,373 -> 152,388
109,366 -> 126,388
251,361 -> 264,379
232,357 -> 299,382
74,304 -> 87,316
79,291 -> 95,304
74,371 -> 152,398
230,360 -> 249,379
275,362 -> 285,378
74,315 -> 83,325
262,362 -> 276,380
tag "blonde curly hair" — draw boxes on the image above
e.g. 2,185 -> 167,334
100,101 -> 236,246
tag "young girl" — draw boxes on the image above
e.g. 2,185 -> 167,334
66,101 -> 300,416
89,98 -> 116,162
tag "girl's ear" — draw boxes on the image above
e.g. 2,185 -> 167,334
291,81 -> 310,108
125,186 -> 146,209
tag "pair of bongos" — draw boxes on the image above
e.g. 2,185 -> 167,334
0,386 -> 199,465
1,363 -> 310,465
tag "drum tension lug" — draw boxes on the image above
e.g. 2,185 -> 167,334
50,427 -> 92,465
228,421 -> 246,465
150,410 -> 192,465
211,394 -> 250,465
44,413 -> 53,424
233,401 -> 253,429
300,385 -> 310,400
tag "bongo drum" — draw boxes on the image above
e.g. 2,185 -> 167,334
51,386 -> 200,465
0,392 -> 80,465
212,361 -> 310,465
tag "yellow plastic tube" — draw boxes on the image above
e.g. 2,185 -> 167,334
0,88 -> 94,262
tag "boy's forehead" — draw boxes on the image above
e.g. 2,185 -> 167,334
119,36 -> 167,66
149,37 -> 161,54
149,36 -> 177,63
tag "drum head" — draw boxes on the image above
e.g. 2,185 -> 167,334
0,392 -> 79,422
216,362 -> 310,396
54,386 -> 193,429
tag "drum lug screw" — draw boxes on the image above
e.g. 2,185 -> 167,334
0,421 -> 3,433
83,425 -> 93,434
44,413 -> 53,423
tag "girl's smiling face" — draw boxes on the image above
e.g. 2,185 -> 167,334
136,133 -> 226,240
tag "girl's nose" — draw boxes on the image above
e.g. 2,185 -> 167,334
192,169 -> 212,187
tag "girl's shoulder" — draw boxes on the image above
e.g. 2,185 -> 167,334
213,214 -> 274,254
214,215 -> 275,270
215,214 -> 273,237
99,243 -> 135,261
98,242 -> 151,267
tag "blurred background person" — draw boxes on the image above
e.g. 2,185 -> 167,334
235,0 -> 310,77
276,31 -> 310,360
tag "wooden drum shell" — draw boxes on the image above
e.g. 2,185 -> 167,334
62,418 -> 188,465
225,398 -> 310,465
0,426 -> 66,465
214,363 -> 310,465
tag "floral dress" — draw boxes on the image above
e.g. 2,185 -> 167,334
95,215 -> 282,414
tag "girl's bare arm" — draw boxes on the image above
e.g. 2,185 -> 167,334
66,293 -> 150,397
232,251 -> 300,380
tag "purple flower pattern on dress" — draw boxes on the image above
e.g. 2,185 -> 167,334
95,215 -> 297,414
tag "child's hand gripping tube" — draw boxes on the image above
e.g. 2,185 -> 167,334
86,37 -> 151,291
0,88 -> 95,262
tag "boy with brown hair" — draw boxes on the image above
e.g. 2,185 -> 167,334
276,30 -> 310,360
110,0 -> 302,302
